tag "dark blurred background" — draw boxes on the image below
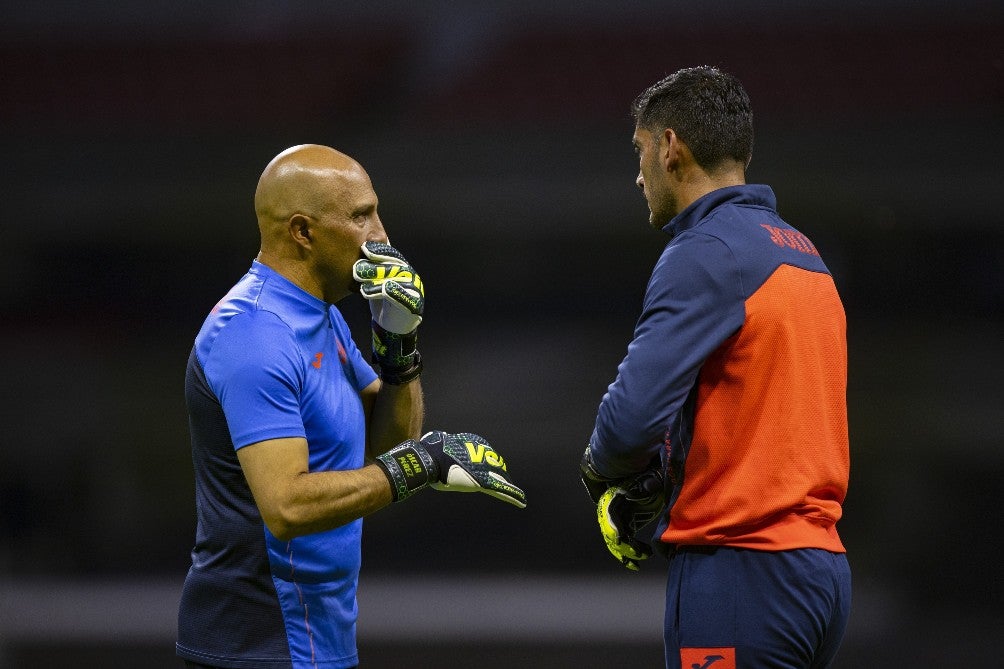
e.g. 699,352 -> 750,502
1,1 -> 1002,667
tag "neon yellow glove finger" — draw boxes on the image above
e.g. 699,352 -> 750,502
597,487 -> 651,571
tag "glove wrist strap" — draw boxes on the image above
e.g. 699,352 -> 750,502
374,440 -> 439,502
371,322 -> 423,385
580,446 -> 616,504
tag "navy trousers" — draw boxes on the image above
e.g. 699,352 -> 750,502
664,547 -> 851,669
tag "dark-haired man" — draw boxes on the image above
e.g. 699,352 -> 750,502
581,67 -> 851,668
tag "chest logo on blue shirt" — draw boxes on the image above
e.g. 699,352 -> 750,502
310,343 -> 347,369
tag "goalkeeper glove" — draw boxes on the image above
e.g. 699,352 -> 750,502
369,323 -> 422,385
579,446 -> 613,505
353,242 -> 425,384
594,465 -> 665,571
375,431 -> 527,508
352,242 -> 424,334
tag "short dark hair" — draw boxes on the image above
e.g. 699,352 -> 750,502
631,66 -> 753,171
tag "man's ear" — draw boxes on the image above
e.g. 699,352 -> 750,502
662,128 -> 689,172
289,214 -> 312,249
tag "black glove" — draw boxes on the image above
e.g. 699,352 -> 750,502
580,447 -> 665,571
580,446 -> 614,504
369,323 -> 422,385
596,467 -> 665,571
375,431 -> 527,508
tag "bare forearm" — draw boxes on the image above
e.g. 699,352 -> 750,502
367,378 -> 424,457
270,464 -> 393,540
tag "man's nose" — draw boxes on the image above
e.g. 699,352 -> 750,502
368,217 -> 388,244
636,172 -> 644,189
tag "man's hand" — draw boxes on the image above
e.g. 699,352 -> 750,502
594,466 -> 665,571
375,431 -> 527,508
352,242 -> 424,335
353,242 -> 424,384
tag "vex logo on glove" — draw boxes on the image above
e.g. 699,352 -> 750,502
465,440 -> 507,471
365,264 -> 424,296
375,431 -> 527,509
353,242 -> 425,334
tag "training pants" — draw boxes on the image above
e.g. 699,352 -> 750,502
664,546 -> 851,669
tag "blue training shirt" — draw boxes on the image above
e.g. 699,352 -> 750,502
177,260 -> 378,669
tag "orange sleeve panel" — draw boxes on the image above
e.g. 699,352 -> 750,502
659,264 -> 848,551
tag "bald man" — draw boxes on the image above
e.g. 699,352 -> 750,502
177,145 -> 525,669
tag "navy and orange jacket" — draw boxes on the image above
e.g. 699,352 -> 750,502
589,184 -> 848,552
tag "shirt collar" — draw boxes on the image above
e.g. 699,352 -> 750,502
249,260 -> 329,314
661,184 -> 777,238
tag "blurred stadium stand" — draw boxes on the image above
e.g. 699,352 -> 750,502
1,1 -> 1002,667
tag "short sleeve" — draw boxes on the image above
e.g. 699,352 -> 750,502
202,310 -> 307,449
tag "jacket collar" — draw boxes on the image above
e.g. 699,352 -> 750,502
661,184 -> 776,238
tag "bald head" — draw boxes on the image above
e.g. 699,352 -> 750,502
254,144 -> 367,234
252,144 -> 387,303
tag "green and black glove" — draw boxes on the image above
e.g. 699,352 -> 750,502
580,447 -> 665,571
352,242 -> 425,384
375,431 -> 527,508
597,468 -> 665,571
353,241 -> 424,333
